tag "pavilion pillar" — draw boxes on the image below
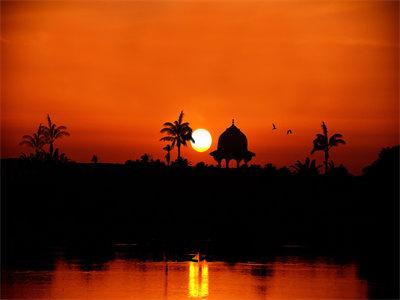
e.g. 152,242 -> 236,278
225,159 -> 230,169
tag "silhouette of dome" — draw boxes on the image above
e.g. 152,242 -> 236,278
218,123 -> 248,153
210,119 -> 255,168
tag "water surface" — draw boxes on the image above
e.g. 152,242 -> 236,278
3,257 -> 368,299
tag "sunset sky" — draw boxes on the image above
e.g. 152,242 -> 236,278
1,1 -> 398,173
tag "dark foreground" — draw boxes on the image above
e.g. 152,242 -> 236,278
1,155 -> 399,299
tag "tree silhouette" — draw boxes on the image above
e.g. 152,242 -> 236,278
49,148 -> 69,163
91,155 -> 98,164
311,121 -> 346,174
160,111 -> 194,161
362,145 -> 399,178
195,161 -> 207,169
140,153 -> 151,164
42,114 -> 70,157
163,144 -> 171,166
171,157 -> 190,167
19,124 -> 45,157
291,157 -> 322,176
19,152 -> 37,161
327,160 -> 351,177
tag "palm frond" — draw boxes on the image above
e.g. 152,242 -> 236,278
160,136 -> 175,142
178,111 -> 184,124
21,134 -> 34,140
331,133 -> 343,139
329,136 -> 345,144
321,121 -> 328,136
311,139 -> 325,154
19,140 -> 33,147
160,128 -> 174,134
20,152 -> 29,159
163,122 -> 175,127
331,139 -> 346,146
290,160 -> 302,171
47,114 -> 52,127
329,134 -> 343,144
55,131 -> 70,138
37,124 -> 44,134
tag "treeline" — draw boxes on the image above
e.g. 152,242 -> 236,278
2,145 -> 398,250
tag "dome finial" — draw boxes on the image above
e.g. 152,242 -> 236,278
232,118 -> 235,125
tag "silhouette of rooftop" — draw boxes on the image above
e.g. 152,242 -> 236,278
210,119 -> 255,168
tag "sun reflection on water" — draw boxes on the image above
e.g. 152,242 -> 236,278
3,258 -> 369,299
188,261 -> 209,299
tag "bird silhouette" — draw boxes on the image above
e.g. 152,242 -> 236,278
272,123 -> 277,130
287,129 -> 293,134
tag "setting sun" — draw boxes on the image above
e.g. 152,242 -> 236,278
191,129 -> 212,152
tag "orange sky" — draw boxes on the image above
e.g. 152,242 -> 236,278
1,1 -> 398,173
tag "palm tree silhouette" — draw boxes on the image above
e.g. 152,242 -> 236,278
291,157 -> 322,176
163,144 -> 171,166
160,111 -> 194,161
42,114 -> 70,157
19,124 -> 45,156
311,121 -> 346,174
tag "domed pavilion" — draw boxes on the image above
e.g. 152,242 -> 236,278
210,120 -> 255,168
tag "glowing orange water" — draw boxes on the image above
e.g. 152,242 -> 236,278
2,258 -> 368,299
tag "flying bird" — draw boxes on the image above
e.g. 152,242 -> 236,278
287,129 -> 293,134
272,123 -> 277,130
